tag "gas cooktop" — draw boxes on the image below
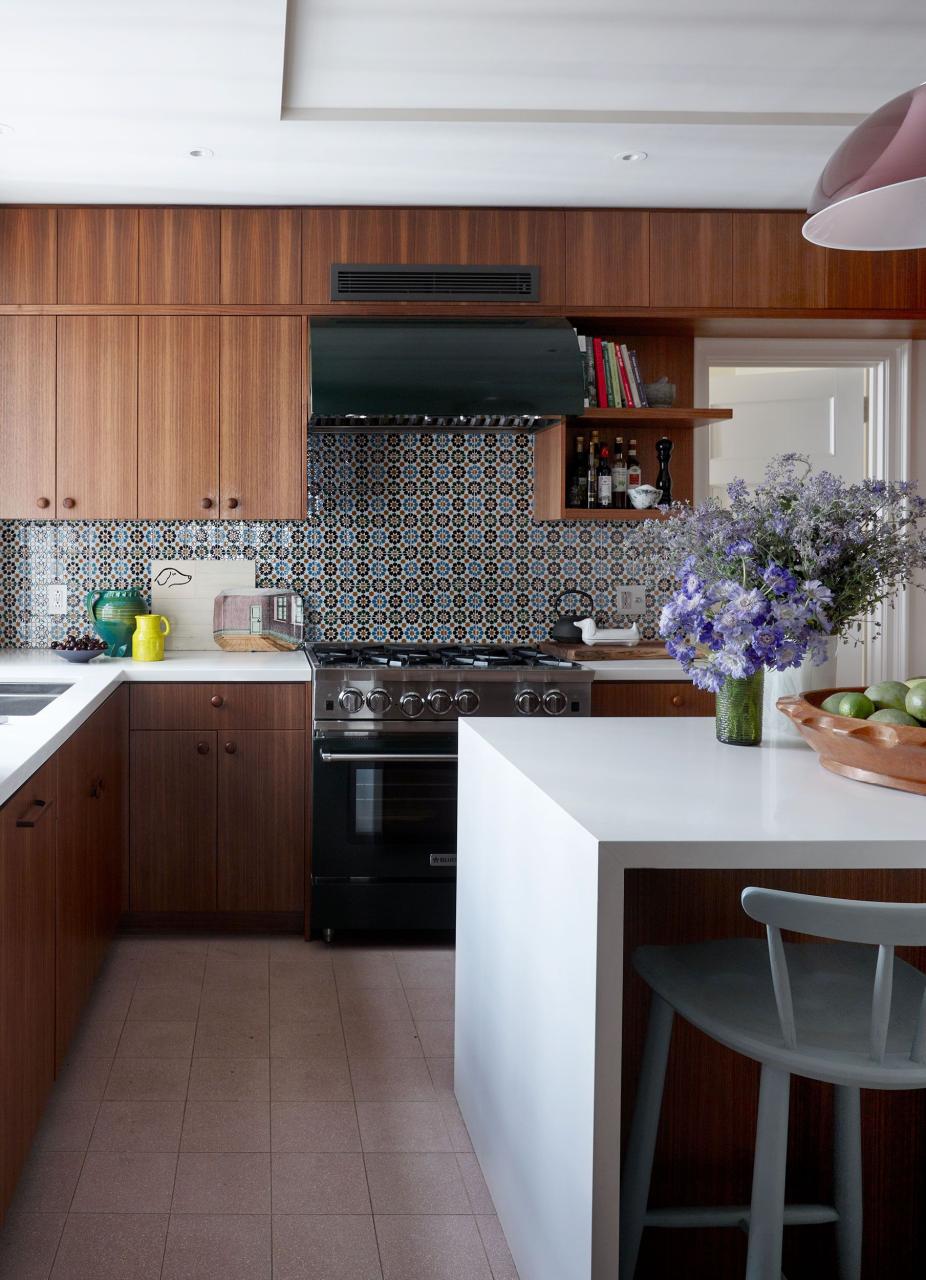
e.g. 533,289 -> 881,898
306,643 -> 579,671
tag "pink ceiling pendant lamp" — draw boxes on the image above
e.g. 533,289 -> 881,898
804,84 -> 926,250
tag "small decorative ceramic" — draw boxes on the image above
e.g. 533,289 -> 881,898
213,589 -> 304,651
628,485 -> 663,510
644,377 -> 676,407
53,650 -> 104,664
132,614 -> 170,662
87,588 -> 149,657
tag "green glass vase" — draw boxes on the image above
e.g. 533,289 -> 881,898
715,669 -> 765,746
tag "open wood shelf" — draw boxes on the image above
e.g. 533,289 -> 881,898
558,505 -> 669,521
574,406 -> 732,427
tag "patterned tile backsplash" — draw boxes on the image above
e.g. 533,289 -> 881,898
0,432 -> 673,649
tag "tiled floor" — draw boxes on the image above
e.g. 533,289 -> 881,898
0,935 -> 518,1280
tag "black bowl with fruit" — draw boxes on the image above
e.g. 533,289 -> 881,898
50,633 -> 109,663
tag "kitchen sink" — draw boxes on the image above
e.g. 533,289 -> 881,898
0,683 -> 72,696
0,683 -> 72,716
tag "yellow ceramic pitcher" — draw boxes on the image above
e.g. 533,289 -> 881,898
132,614 -> 170,662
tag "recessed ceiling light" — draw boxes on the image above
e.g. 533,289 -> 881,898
189,147 -> 213,158
0,123 -> 14,136
619,151 -> 647,162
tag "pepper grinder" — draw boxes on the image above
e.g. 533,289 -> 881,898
655,437 -> 673,504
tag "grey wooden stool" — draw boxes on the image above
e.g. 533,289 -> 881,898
621,887 -> 926,1280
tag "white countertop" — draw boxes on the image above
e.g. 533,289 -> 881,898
460,716 -> 926,846
0,649 -> 311,808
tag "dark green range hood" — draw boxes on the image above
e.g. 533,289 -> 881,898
309,317 -> 584,432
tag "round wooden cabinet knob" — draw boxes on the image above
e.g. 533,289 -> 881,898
36,497 -> 50,509
200,497 -> 213,510
196,741 -> 210,755
224,742 -> 237,755
211,695 -> 224,708
671,695 -> 684,707
62,497 -> 76,510
226,497 -> 239,510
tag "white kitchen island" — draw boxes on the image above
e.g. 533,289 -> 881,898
454,717 -> 926,1280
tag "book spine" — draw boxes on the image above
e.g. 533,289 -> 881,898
605,342 -> 623,407
576,332 -> 590,407
593,338 -> 607,408
585,343 -> 598,406
600,343 -> 613,406
629,349 -> 649,406
620,343 -> 642,407
615,344 -> 635,407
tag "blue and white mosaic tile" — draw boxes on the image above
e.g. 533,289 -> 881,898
1,432 -> 673,649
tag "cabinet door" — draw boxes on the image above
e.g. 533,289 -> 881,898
825,247 -> 921,310
0,317 -> 56,518
138,316 -> 219,519
217,731 -> 305,912
57,316 -> 138,519
130,731 -> 217,912
220,316 -> 305,520
57,207 -> 138,303
564,210 -> 650,307
90,689 -> 127,973
138,207 -> 220,304
732,212 -> 827,309
650,211 -> 732,308
591,680 -> 715,717
221,208 -> 301,303
0,760 -> 56,1219
0,207 -> 56,303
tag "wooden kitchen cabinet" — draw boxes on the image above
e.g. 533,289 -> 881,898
219,316 -> 306,520
56,316 -> 138,519
0,316 -> 56,518
0,759 -> 56,1222
138,316 -> 220,519
649,211 -> 733,308
564,210 -> 650,308
592,680 -> 715,717
0,207 -> 56,303
221,208 -> 302,304
138,207 -> 221,304
57,207 -> 138,304
732,212 -> 827,309
825,245 -> 922,310
130,683 -> 305,732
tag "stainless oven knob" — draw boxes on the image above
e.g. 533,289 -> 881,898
338,687 -> 364,714
515,689 -> 541,716
543,689 -> 567,716
428,689 -> 453,715
367,688 -> 392,714
400,691 -> 425,719
455,688 -> 480,715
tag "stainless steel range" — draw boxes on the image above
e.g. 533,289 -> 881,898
306,644 -> 592,940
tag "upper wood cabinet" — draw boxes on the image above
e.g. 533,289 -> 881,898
57,208 -> 138,304
57,316 -> 138,519
0,208 -> 56,303
732,212 -> 827,309
0,317 -> 56,518
303,207 -> 565,305
650,211 -> 732,308
138,316 -> 219,519
219,316 -> 305,520
138,208 -> 220,304
221,208 -> 301,304
564,210 -> 649,308
825,247 -> 922,310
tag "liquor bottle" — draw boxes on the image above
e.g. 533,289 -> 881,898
654,436 -> 673,504
627,438 -> 642,490
597,446 -> 612,509
586,431 -> 600,508
610,437 -> 628,509
567,435 -> 587,509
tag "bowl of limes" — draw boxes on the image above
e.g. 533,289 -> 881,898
777,680 -> 926,795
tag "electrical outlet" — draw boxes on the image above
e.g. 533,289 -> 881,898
48,584 -> 68,614
615,585 -> 646,616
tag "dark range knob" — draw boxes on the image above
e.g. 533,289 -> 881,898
515,689 -> 541,716
428,689 -> 452,715
36,497 -> 50,509
400,691 -> 425,719
543,689 -> 567,716
211,695 -> 224,708
338,687 -> 364,714
196,741 -> 209,755
455,688 -> 480,715
224,741 -> 237,754
367,688 -> 392,714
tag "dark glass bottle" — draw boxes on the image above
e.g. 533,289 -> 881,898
655,436 -> 673,504
586,431 -> 599,508
597,445 -> 612,509
610,437 -> 627,509
568,435 -> 587,509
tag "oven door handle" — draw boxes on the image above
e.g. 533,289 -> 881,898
318,751 -> 458,764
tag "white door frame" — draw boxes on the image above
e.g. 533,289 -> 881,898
694,336 -> 913,684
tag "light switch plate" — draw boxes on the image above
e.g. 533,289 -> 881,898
615,585 -> 646,616
48,584 -> 68,614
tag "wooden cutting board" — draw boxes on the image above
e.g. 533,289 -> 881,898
540,640 -> 671,661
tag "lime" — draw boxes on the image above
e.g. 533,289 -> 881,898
864,680 -> 911,711
869,708 -> 921,726
837,692 -> 875,719
821,692 -> 851,714
905,685 -> 926,722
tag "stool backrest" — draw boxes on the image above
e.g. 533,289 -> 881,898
741,886 -> 926,1064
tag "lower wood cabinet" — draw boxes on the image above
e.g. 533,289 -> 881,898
592,680 -> 715,717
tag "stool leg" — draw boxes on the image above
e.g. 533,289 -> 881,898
833,1085 -> 862,1280
745,1065 -> 791,1280
619,993 -> 674,1280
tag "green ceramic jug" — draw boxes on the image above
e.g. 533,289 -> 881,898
86,588 -> 149,657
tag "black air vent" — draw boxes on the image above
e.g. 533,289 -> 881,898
330,263 -> 539,302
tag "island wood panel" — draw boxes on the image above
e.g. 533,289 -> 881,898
0,207 -> 57,303
57,207 -> 138,303
138,207 -> 221,304
649,211 -> 733,308
0,759 -> 56,1222
592,680 -> 713,717
564,210 -> 650,308
130,731 -> 217,912
220,208 -> 302,304
138,315 -> 219,518
219,315 -> 305,519
56,315 -> 138,519
90,688 -> 127,975
624,868 -> 926,1280
130,682 -> 306,732
217,730 -> 305,912
825,247 -> 922,310
732,211 -> 828,309
0,316 -> 56,518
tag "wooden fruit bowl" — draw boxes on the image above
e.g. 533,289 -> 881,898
777,687 -> 926,796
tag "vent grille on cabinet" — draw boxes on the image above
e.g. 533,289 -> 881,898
330,263 -> 539,302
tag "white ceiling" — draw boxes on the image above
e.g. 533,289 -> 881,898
1,0 -> 925,207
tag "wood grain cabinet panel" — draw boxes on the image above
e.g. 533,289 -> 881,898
592,680 -> 715,717
57,207 -> 138,303
138,207 -> 220,304
0,207 -> 56,303
130,683 -> 306,732
650,211 -> 732,308
0,317 -> 56,518
825,246 -> 921,310
138,316 -> 219,519
217,730 -> 305,911
732,212 -> 827,309
565,210 -> 650,307
56,316 -> 137,519
221,208 -> 301,303
130,731 -> 217,912
0,759 -> 56,1221
303,208 -> 407,302
220,316 -> 305,520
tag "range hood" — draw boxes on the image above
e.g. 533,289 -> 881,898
309,317 -> 584,432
